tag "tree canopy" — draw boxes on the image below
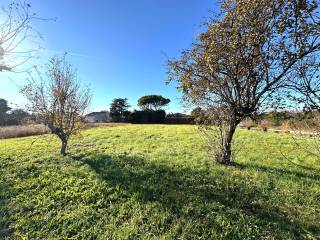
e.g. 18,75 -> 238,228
110,98 -> 131,122
0,98 -> 11,125
138,95 -> 170,111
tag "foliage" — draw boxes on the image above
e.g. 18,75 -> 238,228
190,107 -> 202,118
0,99 -> 33,126
6,109 -> 30,125
0,99 -> 11,125
258,111 -> 292,127
109,98 -> 131,122
138,95 -> 170,111
165,113 -> 194,124
0,125 -> 319,239
190,107 -> 207,124
167,0 -> 320,165
166,112 -> 193,119
130,110 -> 166,124
241,117 -> 254,130
21,56 -> 91,155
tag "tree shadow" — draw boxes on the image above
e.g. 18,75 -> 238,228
0,157 -> 17,238
235,162 -> 320,182
73,152 -> 318,238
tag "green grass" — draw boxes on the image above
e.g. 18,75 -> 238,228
0,125 -> 319,239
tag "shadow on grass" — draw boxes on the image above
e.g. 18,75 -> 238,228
0,157 -> 16,238
73,152 -> 318,238
235,162 -> 320,182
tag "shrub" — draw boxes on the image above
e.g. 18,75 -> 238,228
259,120 -> 270,132
241,118 -> 254,130
165,117 -> 194,124
165,113 -> 194,124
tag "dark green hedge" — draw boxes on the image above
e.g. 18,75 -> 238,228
130,110 -> 166,124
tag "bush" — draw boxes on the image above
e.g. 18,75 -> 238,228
241,118 -> 254,130
165,113 -> 194,124
259,120 -> 270,132
165,117 -> 194,124
130,110 -> 166,124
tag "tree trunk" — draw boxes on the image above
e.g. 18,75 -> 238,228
219,119 -> 239,165
60,139 -> 68,156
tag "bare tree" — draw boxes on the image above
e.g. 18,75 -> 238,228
0,1 -> 42,72
168,0 -> 320,165
21,56 -> 91,155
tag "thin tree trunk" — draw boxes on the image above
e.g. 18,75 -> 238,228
60,139 -> 68,156
219,119 -> 239,165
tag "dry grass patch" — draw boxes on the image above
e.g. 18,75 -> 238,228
0,125 -> 49,139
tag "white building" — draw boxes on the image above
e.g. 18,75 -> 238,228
85,111 -> 110,123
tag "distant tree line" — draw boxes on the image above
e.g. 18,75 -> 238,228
192,106 -> 320,132
108,95 -> 319,127
0,98 -> 34,126
109,95 -> 171,124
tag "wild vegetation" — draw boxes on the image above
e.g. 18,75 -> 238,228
0,125 -> 319,239
0,124 -> 48,139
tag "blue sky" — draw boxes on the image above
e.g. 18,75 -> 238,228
1,0 -> 217,113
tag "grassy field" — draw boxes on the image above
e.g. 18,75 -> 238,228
0,125 -> 319,239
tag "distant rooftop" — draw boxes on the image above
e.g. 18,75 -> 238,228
86,111 -> 109,117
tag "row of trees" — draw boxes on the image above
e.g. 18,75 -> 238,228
0,99 -> 32,126
168,0 -> 320,165
192,107 -> 320,130
109,95 -> 170,123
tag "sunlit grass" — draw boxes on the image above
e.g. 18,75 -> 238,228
0,125 -> 319,239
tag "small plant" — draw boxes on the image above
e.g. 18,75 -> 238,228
242,118 -> 254,130
259,120 -> 270,132
281,120 -> 291,131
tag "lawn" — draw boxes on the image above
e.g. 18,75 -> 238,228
0,125 -> 319,239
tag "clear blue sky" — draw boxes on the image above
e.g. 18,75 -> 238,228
1,0 -> 217,113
